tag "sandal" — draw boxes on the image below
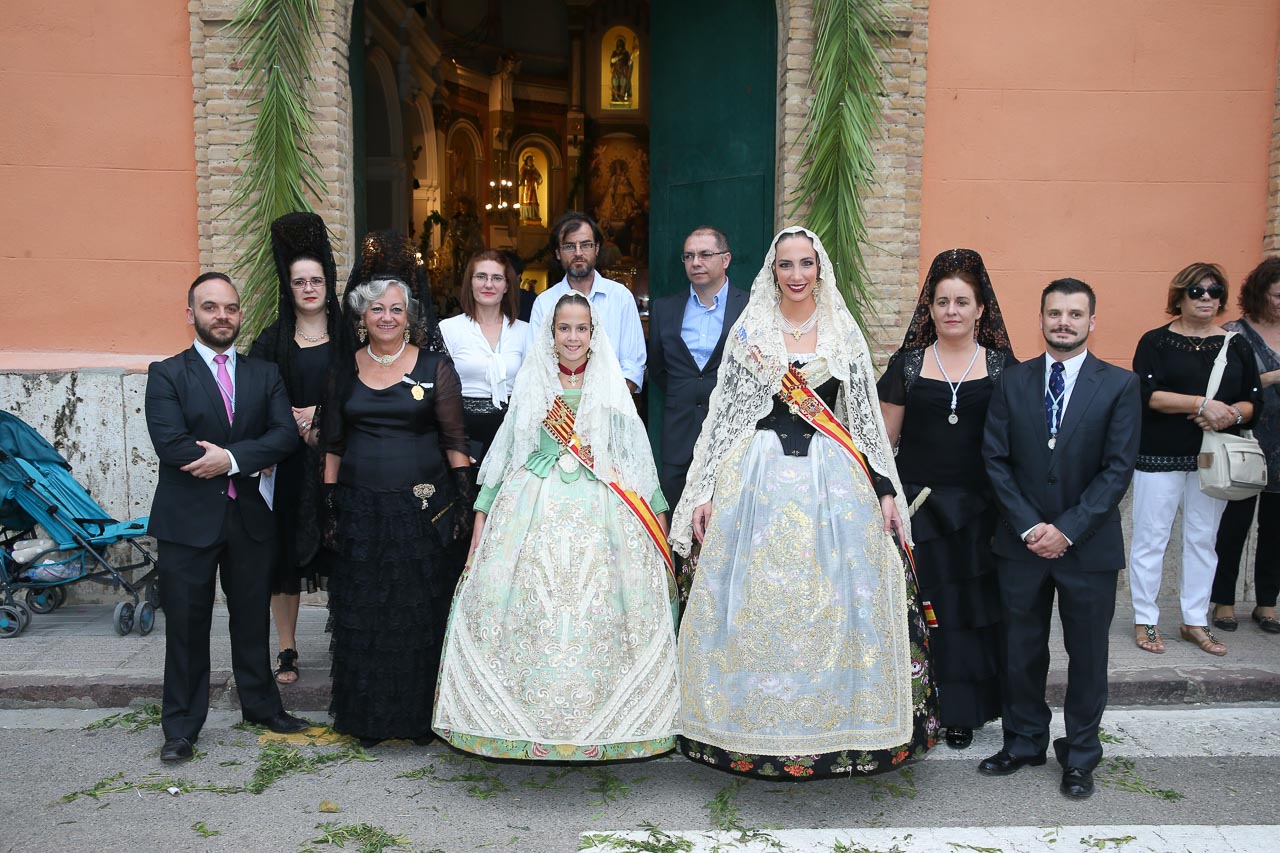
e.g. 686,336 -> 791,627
1180,625 -> 1227,656
274,648 -> 300,684
1135,624 -> 1165,654
1252,609 -> 1280,635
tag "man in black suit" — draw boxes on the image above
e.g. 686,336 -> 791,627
145,272 -> 309,763
981,278 -> 1141,799
648,227 -> 749,510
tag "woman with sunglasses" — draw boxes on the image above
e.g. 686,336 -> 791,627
1128,263 -> 1262,656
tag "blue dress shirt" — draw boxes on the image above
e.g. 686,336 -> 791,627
680,280 -> 730,371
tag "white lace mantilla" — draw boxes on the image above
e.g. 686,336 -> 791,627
670,226 -> 910,555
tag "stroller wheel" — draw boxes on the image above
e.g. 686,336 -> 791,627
52,585 -> 67,609
113,601 -> 135,636
25,588 -> 58,614
136,602 -> 156,636
0,605 -> 23,638
11,599 -> 32,630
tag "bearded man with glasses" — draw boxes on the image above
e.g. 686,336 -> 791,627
528,212 -> 647,391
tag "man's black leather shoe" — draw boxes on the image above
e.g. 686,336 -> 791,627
161,737 -> 194,763
244,711 -> 311,734
977,749 -> 1047,776
1060,767 -> 1094,799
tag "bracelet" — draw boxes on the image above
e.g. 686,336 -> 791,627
1196,397 -> 1208,416
1231,405 -> 1244,426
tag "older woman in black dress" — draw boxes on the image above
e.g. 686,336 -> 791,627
249,212 -> 342,684
879,248 -> 1016,750
1129,263 -> 1262,657
322,234 -> 473,745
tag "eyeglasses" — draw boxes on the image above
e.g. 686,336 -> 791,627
559,241 -> 597,254
1186,283 -> 1226,301
290,277 -> 325,290
472,273 -> 506,284
681,251 -> 728,263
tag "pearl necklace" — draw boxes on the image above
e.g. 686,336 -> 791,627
367,339 -> 406,366
781,308 -> 818,341
297,327 -> 328,343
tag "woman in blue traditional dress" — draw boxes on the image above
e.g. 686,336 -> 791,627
433,292 -> 679,761
670,226 -> 938,779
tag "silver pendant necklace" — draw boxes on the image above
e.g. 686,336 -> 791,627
932,342 -> 981,425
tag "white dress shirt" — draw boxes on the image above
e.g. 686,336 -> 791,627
191,337 -> 241,475
1021,348 -> 1091,543
440,314 -> 532,406
527,273 -> 647,390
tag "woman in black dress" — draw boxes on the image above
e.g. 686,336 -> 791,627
322,235 -> 473,745
249,212 -> 342,685
879,248 -> 1016,750
1128,263 -> 1261,657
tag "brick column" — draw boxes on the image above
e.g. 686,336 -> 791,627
1265,49 -> 1280,257
776,0 -> 930,358
190,0 -> 356,277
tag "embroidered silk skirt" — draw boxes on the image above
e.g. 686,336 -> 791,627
433,466 -> 679,761
678,431 -> 938,778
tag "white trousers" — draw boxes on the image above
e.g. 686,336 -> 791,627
1128,470 -> 1227,626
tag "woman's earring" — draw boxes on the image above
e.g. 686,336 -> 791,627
813,280 -> 822,300
357,323 -> 367,343
403,328 -> 411,343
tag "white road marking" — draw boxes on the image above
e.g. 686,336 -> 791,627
581,824 -> 1276,852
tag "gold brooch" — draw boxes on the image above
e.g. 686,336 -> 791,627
412,483 -> 436,509
411,385 -> 425,401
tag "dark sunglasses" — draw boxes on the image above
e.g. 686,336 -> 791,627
1186,283 -> 1225,301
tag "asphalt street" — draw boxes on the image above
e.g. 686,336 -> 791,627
2,705 -> 1277,852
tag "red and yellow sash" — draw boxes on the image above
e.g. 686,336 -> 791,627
542,396 -> 676,578
777,366 -> 936,627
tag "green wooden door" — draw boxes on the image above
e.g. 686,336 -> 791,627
647,0 -> 777,433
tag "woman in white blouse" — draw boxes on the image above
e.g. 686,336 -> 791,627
440,250 -> 533,463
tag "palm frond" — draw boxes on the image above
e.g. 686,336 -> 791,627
223,0 -> 327,343
790,0 -> 894,329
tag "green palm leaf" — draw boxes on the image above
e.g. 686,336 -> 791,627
223,0 -> 327,343
790,0 -> 894,330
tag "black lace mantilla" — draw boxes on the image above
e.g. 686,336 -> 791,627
897,346 -> 1010,398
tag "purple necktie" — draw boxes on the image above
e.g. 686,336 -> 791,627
213,353 -> 237,499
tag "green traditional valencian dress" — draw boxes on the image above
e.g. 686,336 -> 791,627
433,389 -> 680,760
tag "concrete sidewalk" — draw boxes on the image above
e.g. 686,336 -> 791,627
1,599 -> 1277,710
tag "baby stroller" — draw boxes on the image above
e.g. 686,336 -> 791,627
0,410 -> 159,638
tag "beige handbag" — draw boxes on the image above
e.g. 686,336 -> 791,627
1198,331 -> 1267,500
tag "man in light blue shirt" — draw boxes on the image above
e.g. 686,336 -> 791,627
528,212 -> 646,391
648,227 -> 749,511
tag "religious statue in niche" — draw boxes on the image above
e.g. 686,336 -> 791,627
606,159 -> 638,222
519,154 -> 543,223
588,140 -> 649,263
609,37 -> 633,105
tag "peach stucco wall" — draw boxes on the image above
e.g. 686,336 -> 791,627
0,1 -> 199,370
920,0 -> 1280,367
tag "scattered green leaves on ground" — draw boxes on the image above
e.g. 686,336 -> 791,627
702,778 -> 783,850
300,821 -> 411,853
60,772 -> 243,803
854,767 -> 917,801
396,760 -> 508,799
248,741 -> 376,795
832,841 -> 905,853
1097,728 -> 1124,744
587,767 -> 643,814
192,822 -> 222,838
84,703 -> 162,734
1080,834 -> 1137,850
947,843 -> 1001,853
519,766 -> 576,790
1097,757 -> 1183,801
580,822 -> 695,852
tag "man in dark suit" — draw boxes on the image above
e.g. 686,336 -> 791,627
981,277 -> 1141,799
145,272 -> 309,763
648,226 -> 749,510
